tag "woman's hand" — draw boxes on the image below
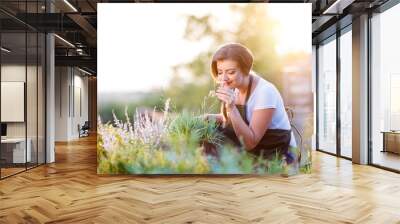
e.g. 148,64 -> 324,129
216,86 -> 236,111
202,114 -> 224,125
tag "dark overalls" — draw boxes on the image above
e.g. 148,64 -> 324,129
220,76 -> 292,159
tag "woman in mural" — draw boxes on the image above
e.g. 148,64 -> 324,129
206,43 -> 296,159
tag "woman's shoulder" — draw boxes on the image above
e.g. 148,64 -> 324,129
253,75 -> 278,95
247,74 -> 282,109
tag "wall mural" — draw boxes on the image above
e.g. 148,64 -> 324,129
97,3 -> 313,175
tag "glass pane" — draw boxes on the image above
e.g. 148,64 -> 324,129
340,29 -> 352,158
38,33 -> 45,165
25,0 -> 38,169
318,37 -> 337,154
1,31 -> 27,177
371,4 -> 400,171
27,31 -> 38,169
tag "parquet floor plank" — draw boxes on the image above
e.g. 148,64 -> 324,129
0,135 -> 399,223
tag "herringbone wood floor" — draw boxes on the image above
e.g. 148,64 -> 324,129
1,135 -> 400,224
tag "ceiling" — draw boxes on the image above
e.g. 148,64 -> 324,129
0,0 -> 392,75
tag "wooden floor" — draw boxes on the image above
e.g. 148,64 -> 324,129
1,164 -> 43,178
1,167 -> 26,178
1,135 -> 400,223
372,150 -> 400,171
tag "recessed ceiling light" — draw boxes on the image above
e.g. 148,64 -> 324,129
1,47 -> 11,53
78,67 -> 92,76
63,0 -> 78,12
54,34 -> 75,48
323,0 -> 355,15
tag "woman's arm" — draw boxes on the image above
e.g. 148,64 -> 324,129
227,107 -> 274,150
215,85 -> 274,149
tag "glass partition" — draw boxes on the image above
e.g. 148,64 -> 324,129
38,32 -> 45,165
0,1 -> 46,179
1,31 -> 28,177
317,36 -> 337,155
339,28 -> 352,158
371,3 -> 400,171
27,30 -> 38,169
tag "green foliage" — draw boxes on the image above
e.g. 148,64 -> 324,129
266,152 -> 285,175
97,100 -> 299,175
168,111 -> 222,147
300,163 -> 312,174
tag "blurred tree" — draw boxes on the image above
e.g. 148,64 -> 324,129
99,90 -> 166,123
232,5 -> 282,89
165,4 -> 283,113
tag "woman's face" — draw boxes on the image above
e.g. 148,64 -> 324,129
216,59 -> 245,89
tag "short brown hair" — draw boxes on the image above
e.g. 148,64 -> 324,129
210,43 -> 254,79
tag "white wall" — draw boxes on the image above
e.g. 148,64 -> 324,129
55,66 -> 69,141
72,73 -> 89,138
1,65 -> 26,138
55,67 -> 89,141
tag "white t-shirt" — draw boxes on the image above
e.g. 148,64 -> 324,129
235,75 -> 297,147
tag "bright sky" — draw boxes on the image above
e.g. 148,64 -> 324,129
268,4 -> 311,55
98,3 -> 311,94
